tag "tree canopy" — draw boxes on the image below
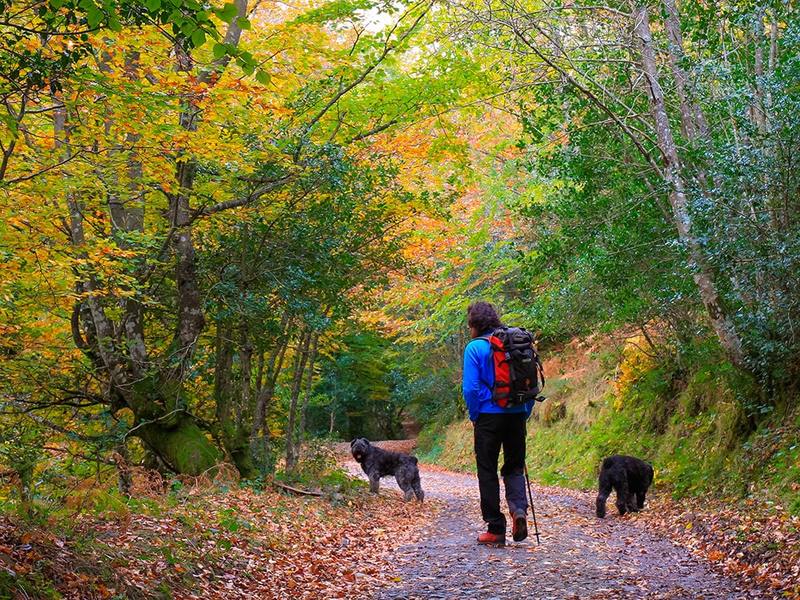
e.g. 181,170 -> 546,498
1,0 -> 798,493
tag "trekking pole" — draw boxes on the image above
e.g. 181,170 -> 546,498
524,463 -> 541,545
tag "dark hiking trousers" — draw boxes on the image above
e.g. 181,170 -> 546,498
473,412 -> 528,535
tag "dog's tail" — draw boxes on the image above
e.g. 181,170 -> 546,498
411,456 -> 418,465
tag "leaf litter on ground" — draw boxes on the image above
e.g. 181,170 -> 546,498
637,493 -> 800,598
0,466 -> 437,599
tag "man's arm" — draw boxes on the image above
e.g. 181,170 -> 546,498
462,342 -> 484,422
525,398 -> 535,419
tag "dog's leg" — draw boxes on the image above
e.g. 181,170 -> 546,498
395,474 -> 414,501
369,473 -> 380,494
636,489 -> 646,510
615,476 -> 629,516
412,477 -> 424,502
596,481 -> 612,518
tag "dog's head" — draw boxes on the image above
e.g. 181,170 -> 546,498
350,437 -> 371,462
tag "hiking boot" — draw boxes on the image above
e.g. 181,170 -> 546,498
511,512 -> 528,542
477,531 -> 505,546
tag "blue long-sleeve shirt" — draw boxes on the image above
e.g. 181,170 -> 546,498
462,331 -> 534,422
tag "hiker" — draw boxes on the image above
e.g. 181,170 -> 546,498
463,301 -> 538,545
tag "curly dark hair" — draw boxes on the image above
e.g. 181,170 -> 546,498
467,301 -> 502,333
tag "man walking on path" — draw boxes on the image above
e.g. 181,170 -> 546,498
463,301 -> 535,545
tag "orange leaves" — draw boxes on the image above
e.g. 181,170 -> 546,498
706,548 -> 726,562
640,494 -> 800,598
0,477 -> 437,599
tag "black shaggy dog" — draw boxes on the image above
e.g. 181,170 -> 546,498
596,455 -> 654,518
350,437 -> 424,502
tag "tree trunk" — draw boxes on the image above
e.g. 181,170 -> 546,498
113,50 -> 149,379
53,6 -> 251,476
662,0 -> 710,139
250,311 -> 291,443
170,44 -> 205,376
113,443 -> 133,497
297,333 -> 319,461
213,324 -> 256,477
136,416 -> 221,476
751,8 -> 768,133
167,0 -> 247,377
247,337 -> 288,474
633,4 -> 746,368
234,326 -> 257,477
285,331 -> 311,473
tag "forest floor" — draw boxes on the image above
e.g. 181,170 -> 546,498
1,441 -> 797,598
0,455 -> 435,600
342,442 -> 796,600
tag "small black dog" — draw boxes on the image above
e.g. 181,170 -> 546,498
596,454 -> 653,518
350,437 -> 424,502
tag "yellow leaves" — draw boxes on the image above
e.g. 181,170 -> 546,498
6,216 -> 31,231
612,335 -> 657,408
70,244 -> 142,301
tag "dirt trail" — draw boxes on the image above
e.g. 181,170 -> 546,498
343,454 -> 773,600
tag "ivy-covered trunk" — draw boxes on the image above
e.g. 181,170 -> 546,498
61,4 -> 252,476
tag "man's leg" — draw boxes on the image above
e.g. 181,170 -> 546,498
500,413 -> 528,517
474,414 -> 506,535
500,413 -> 529,541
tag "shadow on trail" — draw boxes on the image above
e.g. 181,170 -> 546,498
344,454 -> 771,600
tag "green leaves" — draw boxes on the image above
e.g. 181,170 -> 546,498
85,5 -> 104,27
215,2 -> 239,23
212,43 -> 227,59
255,70 -> 271,85
236,50 -> 257,75
190,28 -> 206,48
290,0 -> 375,25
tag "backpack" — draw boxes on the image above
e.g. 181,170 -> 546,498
479,327 -> 546,408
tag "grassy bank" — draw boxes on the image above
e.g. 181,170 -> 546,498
418,336 -> 800,514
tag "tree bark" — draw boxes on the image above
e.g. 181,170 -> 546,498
251,311 -> 291,440
285,331 -> 311,473
169,0 -> 248,376
170,43 -> 205,376
136,416 -> 221,476
633,4 -> 746,368
662,0 -> 709,139
213,324 -> 256,477
297,333 -> 319,461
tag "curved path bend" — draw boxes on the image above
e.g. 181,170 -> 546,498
345,458 -> 771,600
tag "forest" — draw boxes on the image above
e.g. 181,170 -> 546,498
1,0 -> 799,597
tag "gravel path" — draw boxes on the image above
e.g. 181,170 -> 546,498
344,458 -> 773,600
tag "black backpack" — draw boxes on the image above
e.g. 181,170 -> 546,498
479,327 -> 546,407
